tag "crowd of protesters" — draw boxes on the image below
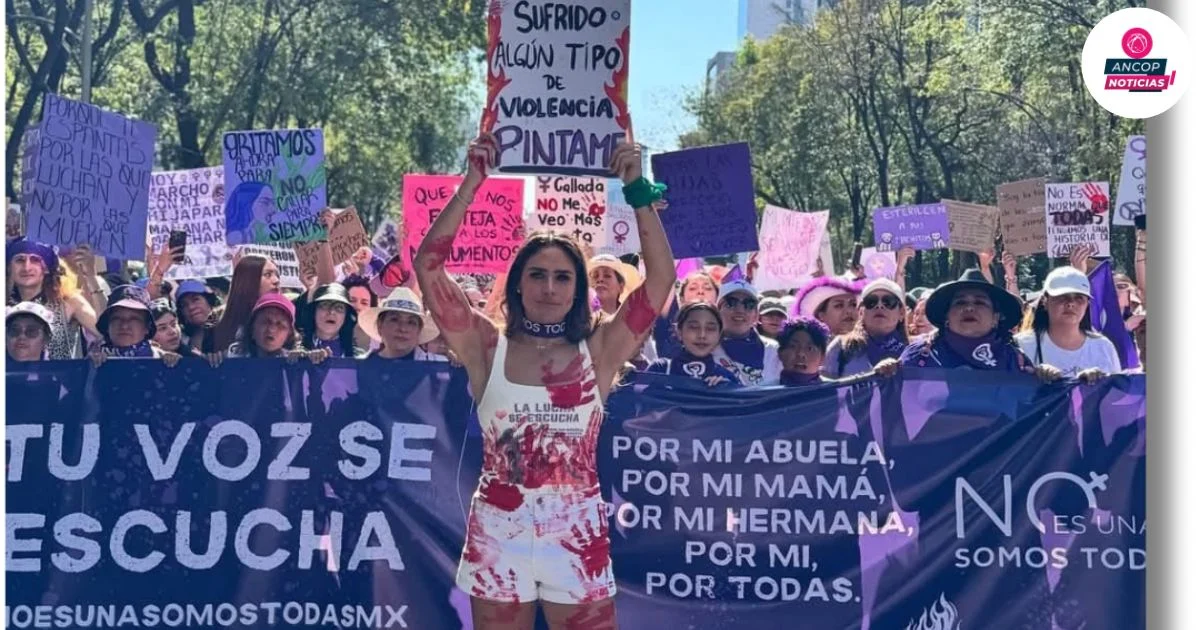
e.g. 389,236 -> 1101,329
5,219 -> 1147,388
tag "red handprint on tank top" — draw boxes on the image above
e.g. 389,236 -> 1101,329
541,354 -> 597,408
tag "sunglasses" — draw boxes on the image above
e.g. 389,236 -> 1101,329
7,324 -> 44,339
862,295 -> 900,310
722,297 -> 759,310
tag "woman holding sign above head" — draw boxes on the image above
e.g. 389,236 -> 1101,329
416,130 -> 675,630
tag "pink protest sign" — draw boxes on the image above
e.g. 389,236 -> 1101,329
401,175 -> 526,274
754,206 -> 829,292
861,247 -> 897,281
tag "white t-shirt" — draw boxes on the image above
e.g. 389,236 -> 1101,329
1015,331 -> 1121,377
712,335 -> 783,386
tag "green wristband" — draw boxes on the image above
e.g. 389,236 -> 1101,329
622,177 -> 667,209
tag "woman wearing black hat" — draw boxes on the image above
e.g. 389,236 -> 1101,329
879,269 -> 1060,380
297,283 -> 365,358
88,285 -> 182,367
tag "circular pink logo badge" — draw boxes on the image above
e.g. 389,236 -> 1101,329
1121,27 -> 1153,59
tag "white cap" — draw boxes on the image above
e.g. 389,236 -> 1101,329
717,280 -> 758,302
1043,266 -> 1091,298
859,278 -> 905,305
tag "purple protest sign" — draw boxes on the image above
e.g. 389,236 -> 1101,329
222,128 -> 327,246
651,143 -> 759,259
25,94 -> 157,258
872,203 -> 950,251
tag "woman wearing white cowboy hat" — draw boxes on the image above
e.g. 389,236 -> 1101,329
589,253 -> 658,367
361,287 -> 445,361
588,254 -> 641,316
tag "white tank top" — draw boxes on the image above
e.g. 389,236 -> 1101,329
475,335 -> 605,493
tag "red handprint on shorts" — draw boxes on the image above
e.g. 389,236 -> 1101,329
1083,183 -> 1109,215
464,511 -> 502,568
471,566 -> 522,602
561,518 -> 610,580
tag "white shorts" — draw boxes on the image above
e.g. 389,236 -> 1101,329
455,486 -> 616,605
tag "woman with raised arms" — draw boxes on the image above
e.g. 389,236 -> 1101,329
415,131 -> 674,630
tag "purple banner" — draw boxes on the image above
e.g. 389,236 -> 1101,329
7,362 -> 1144,629
1089,260 -> 1142,370
651,143 -> 759,258
872,203 -> 950,252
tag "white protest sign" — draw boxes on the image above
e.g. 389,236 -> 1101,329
148,167 -> 232,279
1044,182 -> 1111,258
532,176 -> 608,247
484,0 -> 631,175
754,206 -> 829,291
595,178 -> 640,256
235,244 -> 304,289
1113,135 -> 1146,227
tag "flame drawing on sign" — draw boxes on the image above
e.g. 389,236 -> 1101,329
480,1 -> 513,134
904,594 -> 961,630
602,27 -> 631,130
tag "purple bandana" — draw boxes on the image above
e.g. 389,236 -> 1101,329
865,331 -> 908,365
668,351 -> 721,379
940,330 -> 1022,371
780,371 -> 823,387
522,318 -> 566,339
99,340 -> 155,358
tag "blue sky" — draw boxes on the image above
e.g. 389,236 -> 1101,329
628,0 -> 740,153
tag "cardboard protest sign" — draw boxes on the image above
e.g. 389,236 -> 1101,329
532,176 -> 607,246
651,143 -> 758,259
1113,135 -> 1146,226
861,247 -> 896,281
871,203 -> 949,251
293,241 -> 322,284
222,128 -> 326,246
372,218 -> 401,259
401,175 -> 525,273
235,244 -> 304,289
996,178 -> 1048,256
147,167 -> 232,280
483,0 -> 631,175
595,178 -> 640,256
754,206 -> 829,291
1044,182 -> 1111,258
24,94 -> 156,258
328,207 -> 371,264
943,199 -> 1000,253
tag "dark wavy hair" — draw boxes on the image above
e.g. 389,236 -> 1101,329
777,317 -> 833,355
502,232 -> 598,344
212,254 -> 270,350
342,274 -> 378,307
